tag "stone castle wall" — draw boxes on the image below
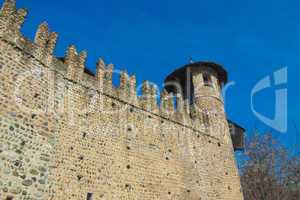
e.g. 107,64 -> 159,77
0,1 -> 243,199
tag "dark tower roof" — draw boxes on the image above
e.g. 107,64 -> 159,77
164,61 -> 228,93
165,62 -> 228,84
165,61 -> 228,84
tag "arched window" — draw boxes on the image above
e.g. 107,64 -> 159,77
203,73 -> 213,87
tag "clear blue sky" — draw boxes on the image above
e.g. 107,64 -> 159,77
9,0 -> 299,151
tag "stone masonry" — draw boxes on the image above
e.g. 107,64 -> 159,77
0,0 -> 244,199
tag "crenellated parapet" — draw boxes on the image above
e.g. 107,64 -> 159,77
65,45 -> 87,82
0,0 -> 58,66
118,70 -> 130,99
160,89 -> 175,115
129,75 -> 137,103
141,81 -> 151,110
118,70 -> 138,104
95,58 -> 116,93
34,22 -> 58,62
150,84 -> 158,110
0,0 -> 27,38
0,0 -> 196,127
103,64 -> 114,93
96,58 -> 106,91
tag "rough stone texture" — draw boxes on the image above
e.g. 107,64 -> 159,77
0,1 -> 244,200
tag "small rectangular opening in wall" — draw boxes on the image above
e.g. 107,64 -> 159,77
203,74 -> 213,87
202,113 -> 210,126
87,193 -> 93,200
6,196 -> 14,200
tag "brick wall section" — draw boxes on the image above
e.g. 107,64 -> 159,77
0,1 -> 244,200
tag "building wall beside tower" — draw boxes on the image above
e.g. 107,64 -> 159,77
0,1 -> 244,200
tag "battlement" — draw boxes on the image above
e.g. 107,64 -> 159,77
0,0 -> 226,133
0,0 -> 27,36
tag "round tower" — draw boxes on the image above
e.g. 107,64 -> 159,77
164,61 -> 229,141
164,62 -> 244,200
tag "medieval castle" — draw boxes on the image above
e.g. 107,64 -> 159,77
0,0 -> 245,199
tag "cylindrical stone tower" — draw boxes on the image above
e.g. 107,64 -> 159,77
164,61 -> 230,142
164,61 -> 244,200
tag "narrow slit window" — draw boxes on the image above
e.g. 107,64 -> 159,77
203,112 -> 210,126
203,74 -> 213,87
87,193 -> 93,200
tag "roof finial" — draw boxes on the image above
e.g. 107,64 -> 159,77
189,56 -> 194,64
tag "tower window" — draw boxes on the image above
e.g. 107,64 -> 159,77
203,74 -> 213,87
203,113 -> 210,126
87,193 -> 93,200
